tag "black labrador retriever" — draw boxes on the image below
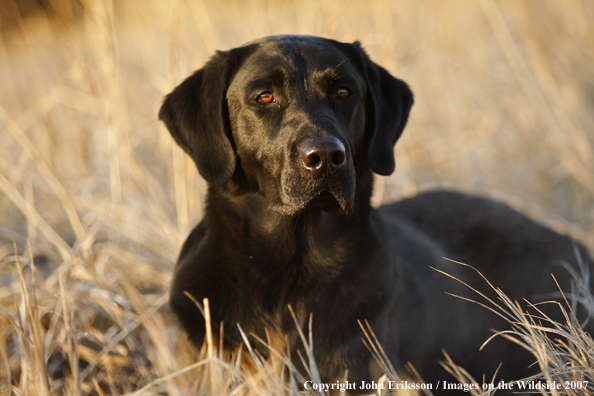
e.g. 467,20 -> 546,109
159,35 -> 593,389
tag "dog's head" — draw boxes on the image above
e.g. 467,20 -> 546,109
159,35 -> 413,215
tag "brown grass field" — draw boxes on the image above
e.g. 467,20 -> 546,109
1,0 -> 594,394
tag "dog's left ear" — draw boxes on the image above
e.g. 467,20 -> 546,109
350,42 -> 414,176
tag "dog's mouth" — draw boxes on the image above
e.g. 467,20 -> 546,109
304,191 -> 350,213
271,153 -> 357,216
275,179 -> 355,216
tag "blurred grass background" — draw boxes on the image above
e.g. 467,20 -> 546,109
0,0 -> 593,394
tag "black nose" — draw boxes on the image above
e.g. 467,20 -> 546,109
300,137 -> 346,175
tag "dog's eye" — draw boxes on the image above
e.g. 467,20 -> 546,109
336,88 -> 350,99
257,92 -> 275,103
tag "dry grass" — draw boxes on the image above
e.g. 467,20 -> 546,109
1,0 -> 593,394
434,256 -> 594,396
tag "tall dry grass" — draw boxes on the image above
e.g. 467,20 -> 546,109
0,0 -> 593,394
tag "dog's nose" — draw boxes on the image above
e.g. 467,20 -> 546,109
300,137 -> 346,175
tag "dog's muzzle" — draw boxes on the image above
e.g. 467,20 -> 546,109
278,136 -> 355,215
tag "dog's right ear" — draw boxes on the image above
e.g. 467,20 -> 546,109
159,48 -> 250,186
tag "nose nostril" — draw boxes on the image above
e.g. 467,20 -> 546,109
305,153 -> 322,168
332,151 -> 345,166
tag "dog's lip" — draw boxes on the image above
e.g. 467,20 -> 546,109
276,188 -> 354,216
277,167 -> 356,216
305,191 -> 351,213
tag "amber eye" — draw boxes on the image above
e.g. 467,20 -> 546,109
336,87 -> 350,99
257,92 -> 275,103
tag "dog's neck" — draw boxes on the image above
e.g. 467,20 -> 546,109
204,170 -> 375,272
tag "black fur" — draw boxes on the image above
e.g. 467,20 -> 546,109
160,35 -> 593,391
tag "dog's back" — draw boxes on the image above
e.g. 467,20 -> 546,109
383,190 -> 592,303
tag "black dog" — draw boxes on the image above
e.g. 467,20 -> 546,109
159,35 -> 593,389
